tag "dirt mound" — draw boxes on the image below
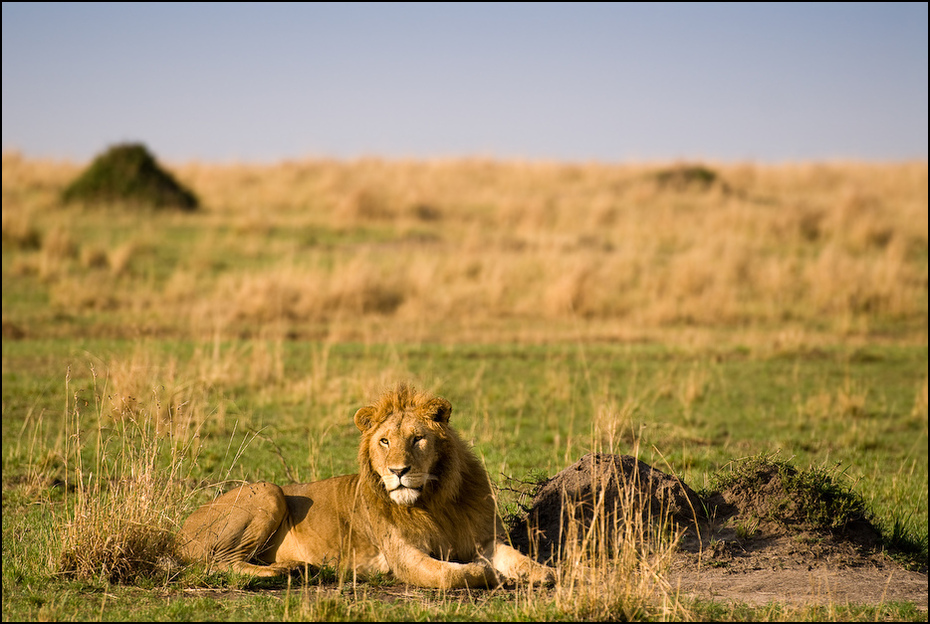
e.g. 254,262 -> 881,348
702,455 -> 881,548
507,453 -> 927,609
62,143 -> 198,210
508,453 -> 704,562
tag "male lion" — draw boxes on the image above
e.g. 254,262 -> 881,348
179,383 -> 554,588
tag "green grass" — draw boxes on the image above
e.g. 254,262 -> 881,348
684,599 -> 928,622
2,337 -> 927,620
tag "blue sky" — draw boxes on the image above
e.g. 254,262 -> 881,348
2,2 -> 927,163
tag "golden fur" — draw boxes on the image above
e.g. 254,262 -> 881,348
178,383 -> 554,588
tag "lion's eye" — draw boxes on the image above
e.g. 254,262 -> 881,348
379,438 -> 389,448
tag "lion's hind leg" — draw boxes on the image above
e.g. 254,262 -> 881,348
180,482 -> 291,577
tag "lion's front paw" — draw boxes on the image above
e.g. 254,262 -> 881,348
501,563 -> 555,587
490,544 -> 556,586
526,563 -> 556,586
457,561 -> 499,588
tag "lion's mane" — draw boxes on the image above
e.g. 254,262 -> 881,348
355,383 -> 497,561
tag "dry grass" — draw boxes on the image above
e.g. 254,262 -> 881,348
2,152 -> 926,346
46,336 -> 302,584
551,464 -> 692,620
56,365 -> 195,584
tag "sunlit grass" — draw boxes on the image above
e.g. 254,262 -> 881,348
3,153 -> 926,345
2,152 -> 927,620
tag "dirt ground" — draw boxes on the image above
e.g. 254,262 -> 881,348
667,543 -> 927,609
510,453 -> 928,610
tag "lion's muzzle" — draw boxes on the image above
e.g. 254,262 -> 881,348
382,469 -> 432,505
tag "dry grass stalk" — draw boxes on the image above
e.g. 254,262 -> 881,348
552,455 -> 692,620
56,365 -> 200,584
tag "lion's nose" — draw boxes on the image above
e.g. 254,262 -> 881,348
389,466 -> 410,478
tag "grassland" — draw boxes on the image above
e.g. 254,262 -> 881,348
2,152 -> 927,620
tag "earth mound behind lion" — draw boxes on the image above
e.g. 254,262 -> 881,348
508,452 -> 926,608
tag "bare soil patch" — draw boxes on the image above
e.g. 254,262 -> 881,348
509,453 -> 928,609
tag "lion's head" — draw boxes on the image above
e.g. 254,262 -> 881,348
355,383 -> 473,508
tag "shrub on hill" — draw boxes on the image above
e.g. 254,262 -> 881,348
653,164 -> 720,191
61,143 -> 198,210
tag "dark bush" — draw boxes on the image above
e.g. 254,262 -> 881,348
61,143 -> 198,210
654,164 -> 719,191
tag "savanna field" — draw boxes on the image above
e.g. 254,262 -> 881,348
2,151 -> 927,620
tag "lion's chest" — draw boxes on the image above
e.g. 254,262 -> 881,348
394,506 -> 483,562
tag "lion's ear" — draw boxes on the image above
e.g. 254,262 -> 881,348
427,397 -> 452,423
354,406 -> 376,432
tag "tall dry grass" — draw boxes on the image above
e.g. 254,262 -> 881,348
56,364 -> 195,584
551,462 -> 693,620
48,331 -> 314,581
3,152 -> 926,345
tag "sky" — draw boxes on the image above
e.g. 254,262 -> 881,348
2,2 -> 928,164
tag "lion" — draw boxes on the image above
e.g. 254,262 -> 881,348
178,383 -> 555,588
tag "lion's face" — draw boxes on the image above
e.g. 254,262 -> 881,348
366,413 -> 440,505
355,386 -> 453,506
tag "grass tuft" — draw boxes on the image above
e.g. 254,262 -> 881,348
55,367 -> 197,585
